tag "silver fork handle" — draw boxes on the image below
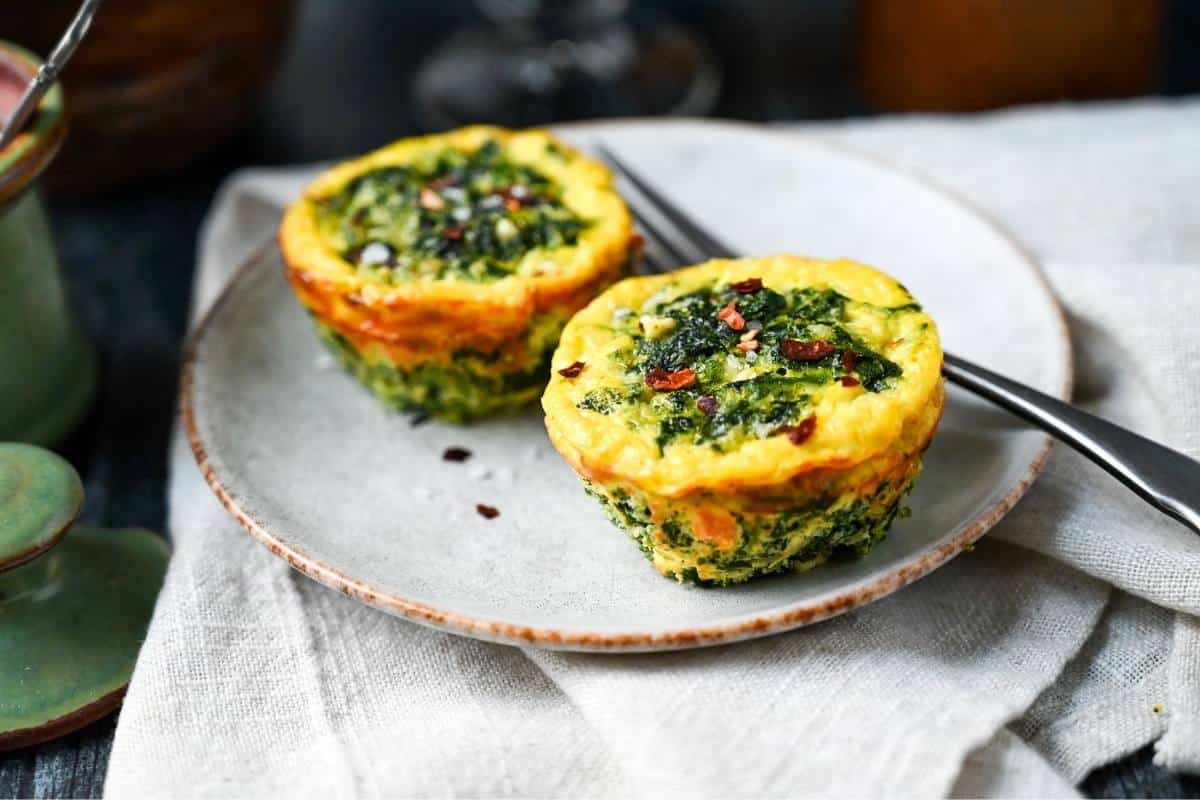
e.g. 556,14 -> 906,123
942,353 -> 1200,535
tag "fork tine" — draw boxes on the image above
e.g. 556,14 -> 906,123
621,192 -> 698,270
636,234 -> 674,275
597,144 -> 740,260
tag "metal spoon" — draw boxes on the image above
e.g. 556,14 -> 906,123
0,0 -> 103,152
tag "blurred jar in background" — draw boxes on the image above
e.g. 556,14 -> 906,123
0,0 -> 295,194
856,0 -> 1162,111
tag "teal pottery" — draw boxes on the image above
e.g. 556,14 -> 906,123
0,442 -> 83,571
0,526 -> 169,750
0,42 -> 97,445
0,442 -> 169,750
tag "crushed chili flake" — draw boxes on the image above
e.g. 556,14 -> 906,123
841,349 -> 858,373
774,415 -> 817,446
696,395 -> 719,416
730,277 -> 763,294
780,338 -> 836,362
475,503 -> 500,519
419,186 -> 445,210
443,225 -> 464,241
628,233 -> 646,250
504,197 -> 522,213
558,361 -> 586,378
839,375 -> 861,387
443,447 -> 473,462
717,301 -> 746,331
646,367 -> 697,391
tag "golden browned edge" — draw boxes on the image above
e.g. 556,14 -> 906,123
0,687 -> 126,752
180,120 -> 1073,653
0,476 -> 82,574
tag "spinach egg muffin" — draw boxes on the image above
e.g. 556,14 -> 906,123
279,126 -> 634,422
542,256 -> 944,585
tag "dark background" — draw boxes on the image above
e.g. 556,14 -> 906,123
3,0 -> 1199,795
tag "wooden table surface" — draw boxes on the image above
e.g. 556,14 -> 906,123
3,1 -> 1198,795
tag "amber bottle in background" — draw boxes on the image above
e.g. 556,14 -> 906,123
855,0 -> 1162,112
0,0 -> 295,195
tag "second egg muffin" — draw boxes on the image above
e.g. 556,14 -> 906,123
543,256 -> 944,585
279,126 -> 634,422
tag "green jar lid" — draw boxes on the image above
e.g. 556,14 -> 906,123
0,442 -> 83,572
0,525 -> 170,750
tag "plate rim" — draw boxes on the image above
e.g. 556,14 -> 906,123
181,117 -> 1073,652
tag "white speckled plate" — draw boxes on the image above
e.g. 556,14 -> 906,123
183,119 -> 1070,652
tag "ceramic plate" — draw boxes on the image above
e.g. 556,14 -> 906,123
183,120 -> 1069,652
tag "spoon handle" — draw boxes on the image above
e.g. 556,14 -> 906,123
0,0 -> 103,151
942,352 -> 1200,535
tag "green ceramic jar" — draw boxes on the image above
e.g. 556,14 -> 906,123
0,42 -> 96,445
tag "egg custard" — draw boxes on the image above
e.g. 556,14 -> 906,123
543,256 -> 944,585
279,126 -> 634,422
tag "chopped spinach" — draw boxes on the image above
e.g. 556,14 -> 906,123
317,139 -> 588,282
575,280 -> 909,448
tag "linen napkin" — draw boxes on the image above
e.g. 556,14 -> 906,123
105,99 -> 1200,798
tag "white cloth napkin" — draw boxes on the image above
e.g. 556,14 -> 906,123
105,99 -> 1200,798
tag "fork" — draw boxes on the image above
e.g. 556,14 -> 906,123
596,144 -> 1200,536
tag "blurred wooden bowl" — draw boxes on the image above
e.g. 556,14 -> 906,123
856,0 -> 1162,112
0,0 -> 295,194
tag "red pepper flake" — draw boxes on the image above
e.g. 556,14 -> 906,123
443,447 -> 472,462
646,368 -> 697,391
839,375 -> 861,387
443,225 -> 464,241
696,395 -> 719,416
841,349 -> 858,373
558,361 -> 586,378
504,197 -> 522,213
717,301 -> 746,331
628,233 -> 646,251
476,503 -> 500,519
730,277 -> 763,294
774,415 -> 817,446
780,339 -> 836,362
427,174 -> 458,189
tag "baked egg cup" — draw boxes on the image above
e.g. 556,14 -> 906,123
280,126 -> 634,422
542,256 -> 944,585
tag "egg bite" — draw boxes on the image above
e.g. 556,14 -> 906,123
279,126 -> 634,422
542,256 -> 944,585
